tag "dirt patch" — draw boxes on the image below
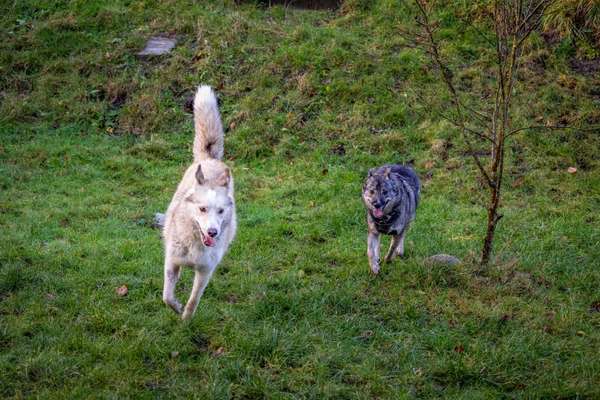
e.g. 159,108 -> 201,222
235,0 -> 341,10
570,57 -> 600,76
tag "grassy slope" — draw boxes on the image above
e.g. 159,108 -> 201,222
1,0 -> 599,398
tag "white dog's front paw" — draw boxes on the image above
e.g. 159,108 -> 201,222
181,309 -> 194,321
164,298 -> 183,314
370,263 -> 380,275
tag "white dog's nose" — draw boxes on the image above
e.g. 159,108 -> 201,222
207,228 -> 218,238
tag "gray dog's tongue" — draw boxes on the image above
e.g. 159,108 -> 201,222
373,209 -> 384,218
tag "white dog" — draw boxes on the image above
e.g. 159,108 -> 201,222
161,85 -> 236,320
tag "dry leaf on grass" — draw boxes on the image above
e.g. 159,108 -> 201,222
212,347 -> 225,357
116,285 -> 128,296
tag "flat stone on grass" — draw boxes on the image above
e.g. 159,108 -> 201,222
138,36 -> 177,57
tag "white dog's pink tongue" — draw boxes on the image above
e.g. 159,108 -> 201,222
373,208 -> 383,218
203,236 -> 215,247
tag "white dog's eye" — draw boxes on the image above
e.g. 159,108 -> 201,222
199,207 -> 207,213
218,208 -> 224,214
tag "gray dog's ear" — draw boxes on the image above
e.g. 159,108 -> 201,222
383,167 -> 391,179
214,168 -> 230,187
195,164 -> 205,185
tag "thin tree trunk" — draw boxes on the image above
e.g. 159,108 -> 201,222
481,185 -> 502,266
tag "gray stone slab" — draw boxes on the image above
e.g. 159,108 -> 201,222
138,36 -> 177,56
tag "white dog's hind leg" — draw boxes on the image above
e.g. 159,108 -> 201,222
181,270 -> 212,320
163,259 -> 183,314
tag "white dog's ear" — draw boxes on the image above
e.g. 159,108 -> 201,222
195,164 -> 205,185
214,168 -> 230,187
184,188 -> 196,202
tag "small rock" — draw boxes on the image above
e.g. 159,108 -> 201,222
567,166 -> 577,174
137,36 -> 177,57
116,285 -> 128,297
170,351 -> 180,358
359,330 -> 374,340
153,213 -> 165,229
424,254 -> 461,266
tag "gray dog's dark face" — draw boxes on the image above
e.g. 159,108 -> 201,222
362,168 -> 399,218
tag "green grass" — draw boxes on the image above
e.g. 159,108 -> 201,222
1,0 -> 599,398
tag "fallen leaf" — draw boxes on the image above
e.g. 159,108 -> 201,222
116,285 -> 128,297
512,176 -> 525,188
212,347 -> 225,357
46,293 -> 56,301
576,330 -> 586,337
567,167 -> 577,174
454,344 -> 465,353
170,351 -> 179,358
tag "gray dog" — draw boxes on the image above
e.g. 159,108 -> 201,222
362,164 -> 420,274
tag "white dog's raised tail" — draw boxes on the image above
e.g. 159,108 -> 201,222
193,85 -> 224,161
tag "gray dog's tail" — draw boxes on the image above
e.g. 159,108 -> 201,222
192,85 -> 224,161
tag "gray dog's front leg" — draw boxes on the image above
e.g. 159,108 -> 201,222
384,232 -> 405,263
367,231 -> 381,274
